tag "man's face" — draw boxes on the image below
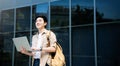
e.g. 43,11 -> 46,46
35,17 -> 47,29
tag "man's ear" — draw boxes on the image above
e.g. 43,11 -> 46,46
44,22 -> 47,26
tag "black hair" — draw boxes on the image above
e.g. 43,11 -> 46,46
35,15 -> 48,23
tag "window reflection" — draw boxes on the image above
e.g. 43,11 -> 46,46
0,9 -> 14,66
71,0 -> 95,66
96,0 -> 120,66
50,0 -> 69,28
96,0 -> 120,23
16,6 -> 30,31
1,10 -> 14,32
72,0 -> 94,25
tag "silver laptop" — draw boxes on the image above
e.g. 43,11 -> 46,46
12,36 -> 32,52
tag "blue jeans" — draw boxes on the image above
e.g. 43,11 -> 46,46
33,59 -> 40,66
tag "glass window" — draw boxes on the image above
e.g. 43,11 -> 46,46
96,0 -> 120,66
72,0 -> 94,25
50,0 -> 69,28
50,0 -> 69,65
96,0 -> 120,23
72,26 -> 94,66
16,6 -> 30,32
72,0 -> 95,66
14,6 -> 31,66
0,9 -> 14,66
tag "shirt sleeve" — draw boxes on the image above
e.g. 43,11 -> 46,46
49,31 -> 57,48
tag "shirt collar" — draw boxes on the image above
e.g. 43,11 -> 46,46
37,29 -> 48,35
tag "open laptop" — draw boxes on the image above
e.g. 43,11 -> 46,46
12,36 -> 32,52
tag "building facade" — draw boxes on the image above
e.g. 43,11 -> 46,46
0,0 -> 120,66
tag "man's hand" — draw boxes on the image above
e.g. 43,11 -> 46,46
20,46 -> 27,54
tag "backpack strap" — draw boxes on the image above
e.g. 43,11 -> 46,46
46,30 -> 56,49
46,30 -> 57,58
46,30 -> 51,47
46,30 -> 66,66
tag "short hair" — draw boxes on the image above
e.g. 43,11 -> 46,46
35,15 -> 48,23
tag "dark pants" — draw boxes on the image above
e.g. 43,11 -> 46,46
33,59 -> 49,66
46,63 -> 49,66
33,59 -> 40,66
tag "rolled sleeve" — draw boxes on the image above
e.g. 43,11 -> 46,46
49,31 -> 57,48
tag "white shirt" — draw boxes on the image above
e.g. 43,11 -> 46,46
33,33 -> 42,59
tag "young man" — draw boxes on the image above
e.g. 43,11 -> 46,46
20,15 -> 57,66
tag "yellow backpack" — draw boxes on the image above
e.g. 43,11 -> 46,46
47,31 -> 66,66
51,42 -> 66,66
